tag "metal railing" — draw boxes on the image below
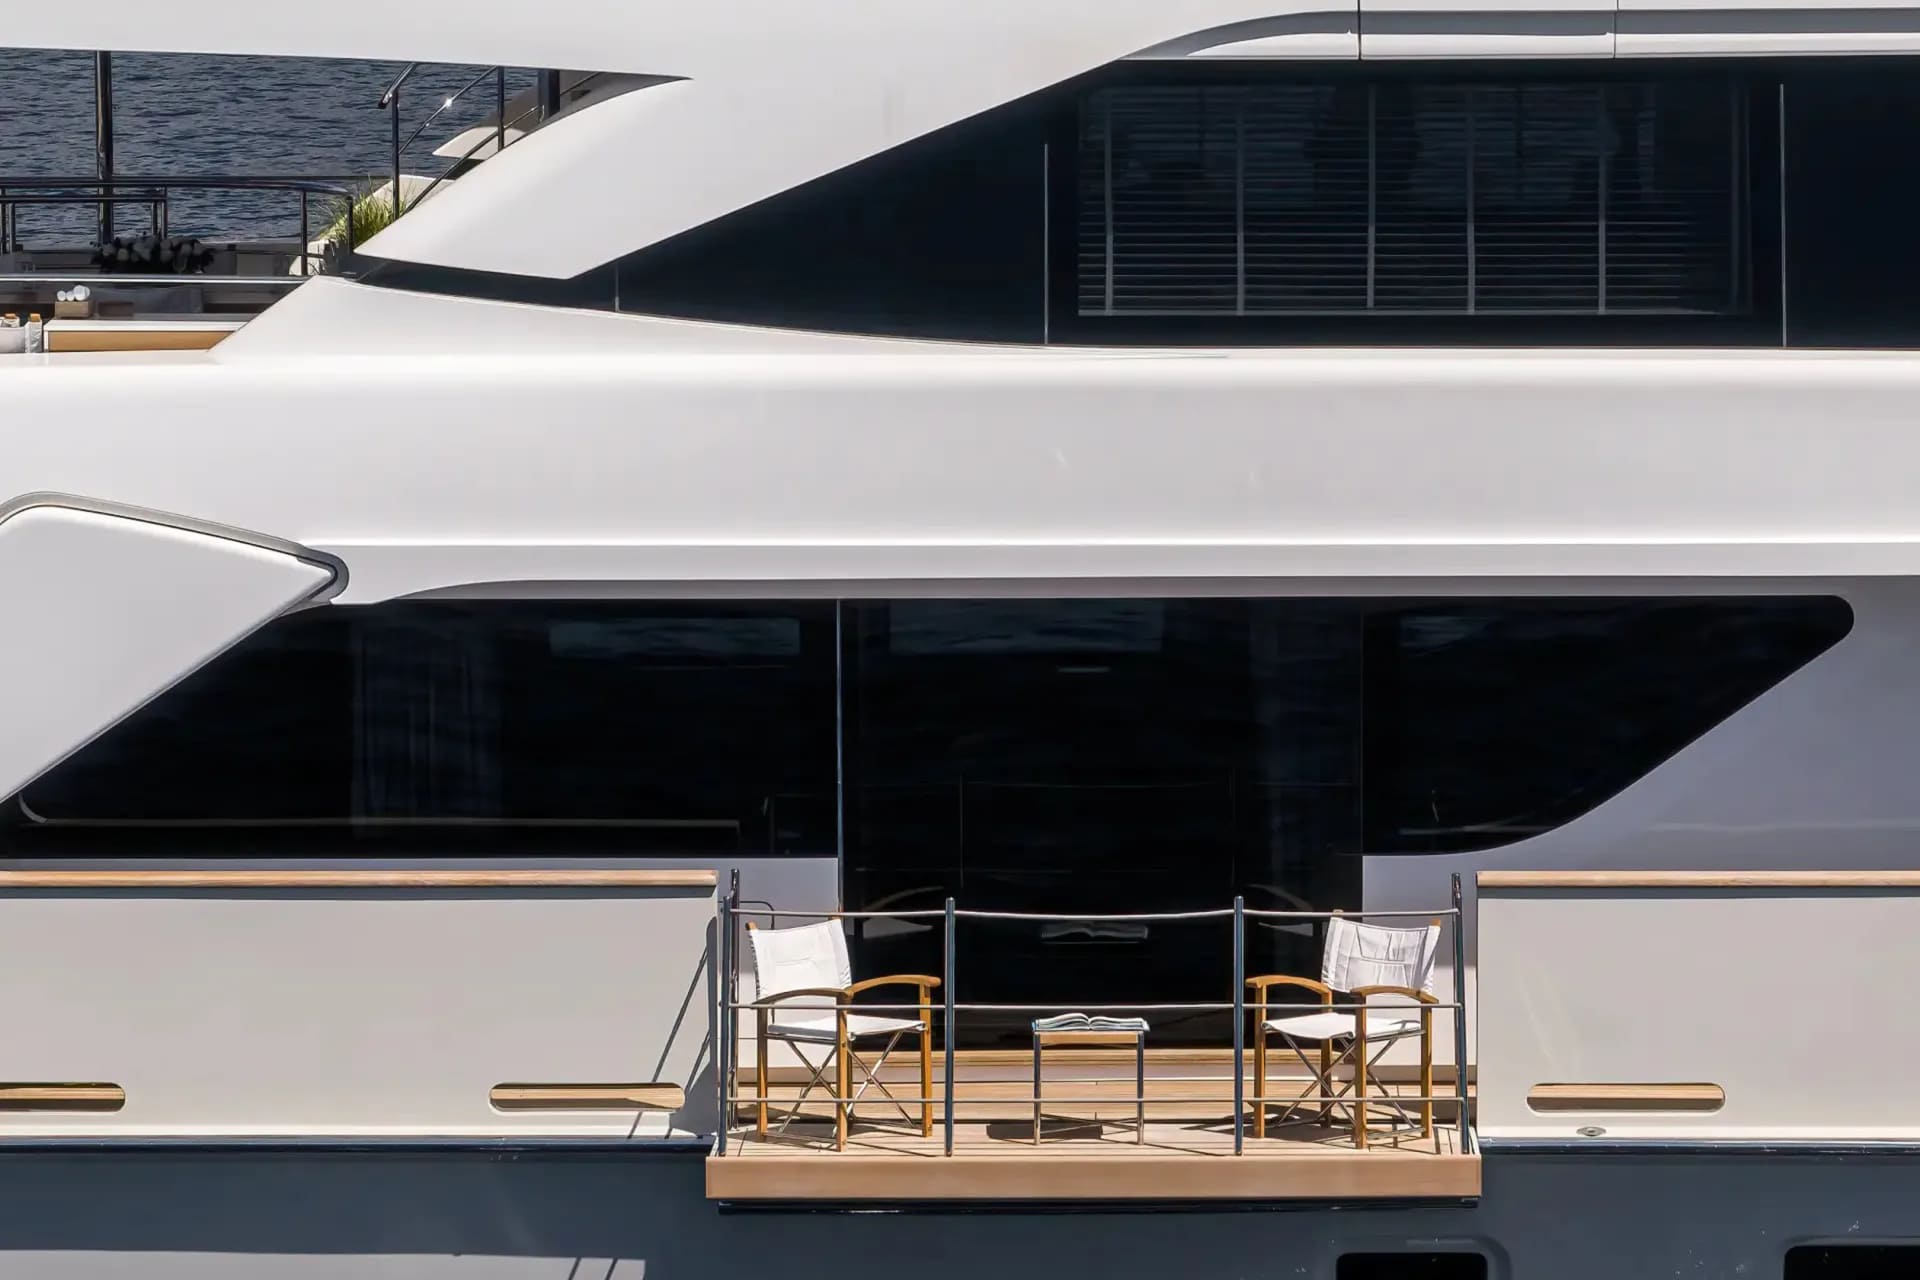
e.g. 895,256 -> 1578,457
0,176 -> 358,280
377,66 -> 609,222
716,873 -> 1471,1159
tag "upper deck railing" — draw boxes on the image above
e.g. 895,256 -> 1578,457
0,175 -> 357,286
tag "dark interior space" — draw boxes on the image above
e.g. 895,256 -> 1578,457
1782,63 -> 1920,347
611,101 -> 1051,342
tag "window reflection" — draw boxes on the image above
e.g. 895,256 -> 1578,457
3,593 -> 1851,1045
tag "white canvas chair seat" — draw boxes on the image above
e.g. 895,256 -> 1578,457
746,918 -> 939,1150
1249,914 -> 1444,1148
1263,1011 -> 1423,1043
768,1012 -> 927,1043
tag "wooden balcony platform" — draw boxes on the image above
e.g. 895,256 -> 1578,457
707,1080 -> 1479,1202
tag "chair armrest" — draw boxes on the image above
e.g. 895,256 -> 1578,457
1246,975 -> 1332,1019
1246,975 -> 1334,999
845,974 -> 943,997
1350,985 -> 1439,1004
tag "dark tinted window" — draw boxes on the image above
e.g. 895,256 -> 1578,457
8,602 -> 837,857
843,598 -> 1364,1046
1786,1247 -> 1920,1279
609,99 -> 1049,342
1338,1254 -> 1488,1280
1784,64 -> 1920,346
841,596 -> 1846,1044
7,596 -> 1848,892
1079,77 -> 1747,319
1363,598 -> 1852,853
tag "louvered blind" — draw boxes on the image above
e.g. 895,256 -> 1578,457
1079,78 -> 1745,317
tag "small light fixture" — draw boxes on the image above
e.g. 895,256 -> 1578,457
1577,1125 -> 1606,1138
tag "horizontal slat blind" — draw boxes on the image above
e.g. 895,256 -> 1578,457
1080,77 -> 1744,318
1244,86 -> 1370,311
1605,80 -> 1742,312
1474,84 -> 1601,312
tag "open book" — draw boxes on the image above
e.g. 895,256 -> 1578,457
1032,1012 -> 1150,1033
1040,922 -> 1149,944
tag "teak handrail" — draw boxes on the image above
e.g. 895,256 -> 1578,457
1480,870 -> 1920,889
0,870 -> 716,889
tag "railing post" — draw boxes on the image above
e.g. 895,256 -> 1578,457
1233,894 -> 1245,1155
298,190 -> 310,278
1452,873 -> 1471,1154
714,875 -> 733,1155
495,66 -> 508,156
94,51 -> 114,247
390,90 -> 404,220
943,896 -> 956,1156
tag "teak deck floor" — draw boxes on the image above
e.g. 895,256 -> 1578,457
708,1084 -> 1479,1202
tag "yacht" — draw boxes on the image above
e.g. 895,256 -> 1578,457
2,2 -> 1920,1277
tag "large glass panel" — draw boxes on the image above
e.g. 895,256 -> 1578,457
1080,73 -> 1746,319
845,595 -> 1849,1045
5,601 -> 838,857
7,590 -> 1851,1041
843,599 -> 1365,1045
1362,598 -> 1852,853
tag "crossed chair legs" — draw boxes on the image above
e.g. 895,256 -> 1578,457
752,978 -> 939,1151
1248,977 -> 1436,1149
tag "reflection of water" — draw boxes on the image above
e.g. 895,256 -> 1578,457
0,50 -> 535,242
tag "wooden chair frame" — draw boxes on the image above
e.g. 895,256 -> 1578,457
751,970 -> 940,1151
1247,979 -> 1437,1150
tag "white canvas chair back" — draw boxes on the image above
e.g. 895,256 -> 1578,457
1319,916 -> 1441,1000
748,920 -> 853,1017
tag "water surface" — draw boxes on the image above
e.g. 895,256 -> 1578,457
0,51 -> 535,241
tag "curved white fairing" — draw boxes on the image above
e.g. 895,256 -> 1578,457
0,501 -> 336,800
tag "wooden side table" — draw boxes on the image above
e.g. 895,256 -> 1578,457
1031,1025 -> 1148,1144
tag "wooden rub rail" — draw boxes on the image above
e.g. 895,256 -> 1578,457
0,870 -> 717,889
1528,1083 -> 1726,1113
490,1084 -> 687,1112
1480,871 -> 1920,889
0,1084 -> 125,1112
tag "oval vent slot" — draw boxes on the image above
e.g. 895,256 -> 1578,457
1528,1083 -> 1725,1113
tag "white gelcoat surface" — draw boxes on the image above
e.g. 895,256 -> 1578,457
0,502 -> 334,802
1476,877 -> 1920,1141
12,281 -> 1920,603
0,880 -> 716,1138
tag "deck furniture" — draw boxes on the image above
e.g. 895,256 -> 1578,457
1031,1020 -> 1149,1144
745,919 -> 939,1150
1248,915 -> 1442,1148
